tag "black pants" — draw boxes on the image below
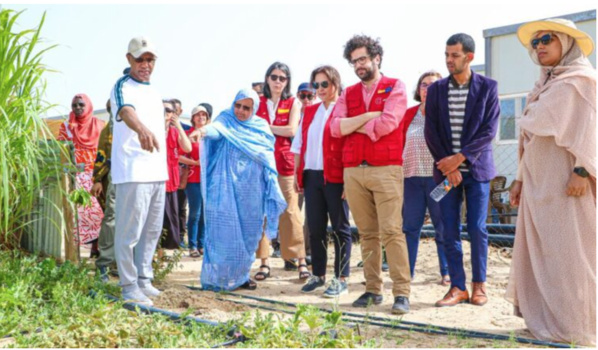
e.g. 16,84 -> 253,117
177,188 -> 188,241
162,191 -> 181,249
303,170 -> 351,278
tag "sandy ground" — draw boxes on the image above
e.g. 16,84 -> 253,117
153,238 -> 533,343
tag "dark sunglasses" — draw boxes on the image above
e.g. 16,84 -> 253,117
234,103 -> 252,112
269,74 -> 288,83
531,33 -> 555,49
164,108 -> 174,113
134,57 -> 156,64
71,103 -> 85,108
312,81 -> 330,90
299,93 -> 314,100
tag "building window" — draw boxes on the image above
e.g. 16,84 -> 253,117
498,95 -> 526,143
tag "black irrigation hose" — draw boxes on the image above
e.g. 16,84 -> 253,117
2,328 -> 43,340
89,291 -> 247,347
186,286 -> 574,348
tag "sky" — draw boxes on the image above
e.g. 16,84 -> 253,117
4,1 -> 596,119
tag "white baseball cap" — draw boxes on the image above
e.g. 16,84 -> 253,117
127,36 -> 158,58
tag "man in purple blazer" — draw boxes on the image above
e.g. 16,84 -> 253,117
424,33 -> 500,308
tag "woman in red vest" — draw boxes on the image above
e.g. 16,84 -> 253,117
291,66 -> 352,297
255,62 -> 310,281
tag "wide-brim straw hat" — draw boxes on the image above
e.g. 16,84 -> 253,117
517,18 -> 595,57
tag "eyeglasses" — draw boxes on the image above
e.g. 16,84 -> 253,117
269,74 -> 288,83
349,55 -> 370,66
299,93 -> 314,100
531,33 -> 555,49
234,103 -> 252,112
419,82 -> 431,89
134,57 -> 156,64
312,81 -> 330,90
71,103 -> 85,108
164,108 -> 174,113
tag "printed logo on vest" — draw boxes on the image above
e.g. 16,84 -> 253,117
377,87 -> 392,94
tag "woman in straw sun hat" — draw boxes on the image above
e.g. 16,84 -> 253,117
506,18 -> 596,346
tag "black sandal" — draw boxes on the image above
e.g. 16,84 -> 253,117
254,265 -> 270,281
298,264 -> 311,280
239,279 -> 257,290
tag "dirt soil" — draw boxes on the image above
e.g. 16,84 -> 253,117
151,238 -> 540,347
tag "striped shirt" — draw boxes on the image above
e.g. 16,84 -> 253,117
448,76 -> 470,171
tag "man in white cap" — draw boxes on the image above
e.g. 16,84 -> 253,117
110,36 -> 167,305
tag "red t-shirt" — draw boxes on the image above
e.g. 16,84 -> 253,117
166,127 -> 184,192
185,129 -> 201,183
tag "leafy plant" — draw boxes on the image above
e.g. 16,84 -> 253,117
68,187 -> 93,208
0,8 -> 64,249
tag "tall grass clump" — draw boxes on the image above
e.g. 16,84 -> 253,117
0,9 -> 63,249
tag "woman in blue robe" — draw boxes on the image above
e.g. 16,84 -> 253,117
190,89 -> 286,291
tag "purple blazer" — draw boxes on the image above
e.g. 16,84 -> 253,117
424,71 -> 500,183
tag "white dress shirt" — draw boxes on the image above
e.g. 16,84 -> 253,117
290,102 -> 335,170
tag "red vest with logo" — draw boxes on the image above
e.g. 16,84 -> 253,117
296,103 -> 345,188
342,76 -> 404,167
256,96 -> 295,176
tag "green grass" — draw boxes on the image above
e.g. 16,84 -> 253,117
0,250 -> 373,348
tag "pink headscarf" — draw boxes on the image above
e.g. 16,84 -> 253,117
68,93 -> 102,149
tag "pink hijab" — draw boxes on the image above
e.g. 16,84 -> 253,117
68,94 -> 102,149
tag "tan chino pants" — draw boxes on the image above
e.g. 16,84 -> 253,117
257,175 -> 306,260
344,165 -> 411,297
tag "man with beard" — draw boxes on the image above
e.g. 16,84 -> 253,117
424,33 -> 499,307
330,35 -> 410,314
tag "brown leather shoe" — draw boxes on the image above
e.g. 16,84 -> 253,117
470,282 -> 488,306
435,286 -> 469,307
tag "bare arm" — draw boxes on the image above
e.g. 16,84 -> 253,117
119,106 -> 160,152
179,155 -> 199,166
172,115 -> 191,153
270,100 -> 300,138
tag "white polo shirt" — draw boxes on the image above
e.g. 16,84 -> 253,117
109,75 -> 167,184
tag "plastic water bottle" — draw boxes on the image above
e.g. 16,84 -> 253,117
430,179 -> 452,202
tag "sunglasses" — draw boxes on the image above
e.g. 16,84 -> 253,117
349,55 -> 370,66
134,57 -> 156,64
164,108 -> 174,113
299,93 -> 314,100
71,103 -> 85,108
269,74 -> 288,83
312,81 -> 330,90
234,103 -> 252,112
531,33 -> 555,49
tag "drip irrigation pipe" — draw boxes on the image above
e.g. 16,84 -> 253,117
89,291 -> 246,347
2,328 -> 43,340
186,286 -> 573,348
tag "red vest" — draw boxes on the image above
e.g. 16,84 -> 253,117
256,96 -> 295,176
296,103 -> 345,188
342,76 -> 404,167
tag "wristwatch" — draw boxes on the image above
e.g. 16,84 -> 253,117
573,167 -> 589,178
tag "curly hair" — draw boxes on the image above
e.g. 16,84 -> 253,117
343,35 -> 384,68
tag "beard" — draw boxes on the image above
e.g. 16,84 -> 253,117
356,65 -> 375,82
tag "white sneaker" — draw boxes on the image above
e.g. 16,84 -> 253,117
138,279 -> 161,298
122,288 -> 153,306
